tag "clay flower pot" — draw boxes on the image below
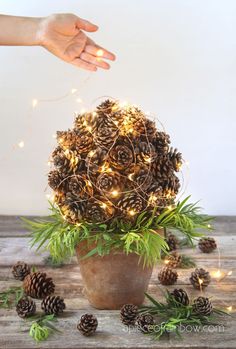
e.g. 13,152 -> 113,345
76,243 -> 153,310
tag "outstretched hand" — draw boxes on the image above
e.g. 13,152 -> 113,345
38,13 -> 116,71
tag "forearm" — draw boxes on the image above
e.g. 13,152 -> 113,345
0,15 -> 42,46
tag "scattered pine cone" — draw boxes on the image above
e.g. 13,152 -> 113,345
16,297 -> 36,318
158,267 -> 178,285
23,272 -> 55,299
193,296 -> 213,316
198,237 -> 217,253
41,295 -> 66,315
120,304 -> 138,325
165,233 -> 179,251
165,251 -> 182,268
12,261 -> 31,281
189,268 -> 211,290
170,288 -> 189,306
137,314 -> 154,333
77,314 -> 98,336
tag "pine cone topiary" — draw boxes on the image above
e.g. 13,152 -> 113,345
16,297 -> 36,318
41,295 -> 66,315
12,261 -> 31,281
193,296 -> 213,316
137,314 -> 154,333
165,233 -> 179,251
158,267 -> 178,285
189,268 -> 211,290
165,251 -> 182,268
170,288 -> 189,306
77,314 -> 98,336
23,272 -> 55,299
120,304 -> 138,325
198,237 -> 217,253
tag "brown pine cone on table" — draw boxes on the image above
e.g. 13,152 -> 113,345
41,295 -> 66,315
192,296 -> 213,316
165,251 -> 182,268
12,261 -> 31,281
16,297 -> 36,318
170,288 -> 189,306
120,304 -> 138,325
165,233 -> 179,251
189,268 -> 211,290
77,314 -> 98,336
158,267 -> 178,285
198,237 -> 217,253
137,314 -> 154,333
23,272 -> 55,299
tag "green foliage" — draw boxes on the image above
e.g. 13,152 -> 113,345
139,291 -> 228,339
27,314 -> 60,342
23,197 -> 212,266
0,286 -> 23,309
180,254 -> 196,268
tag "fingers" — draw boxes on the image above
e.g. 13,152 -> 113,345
72,58 -> 97,71
85,40 -> 116,61
80,52 -> 110,70
76,17 -> 98,32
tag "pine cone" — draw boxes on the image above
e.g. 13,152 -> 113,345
48,170 -> 65,191
61,193 -> 87,223
68,176 -> 87,197
120,304 -> 138,325
53,151 -> 71,175
23,272 -> 55,299
97,99 -> 118,115
12,261 -> 30,281
170,288 -> 189,306
165,233 -> 179,251
189,268 -> 211,290
16,297 -> 36,318
158,267 -> 178,285
77,314 -> 98,336
75,129 -> 93,153
168,147 -> 182,171
109,145 -> 133,170
57,130 -> 77,150
74,112 -> 97,134
86,147 -> 108,173
85,200 -> 110,223
135,141 -> 156,163
128,164 -> 153,191
96,172 -> 121,195
154,131 -> 170,153
165,251 -> 182,268
193,296 -> 213,316
137,314 -> 154,333
117,193 -> 144,216
41,295 -> 66,315
198,237 -> 217,253
95,123 -> 118,148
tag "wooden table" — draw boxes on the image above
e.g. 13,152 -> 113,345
0,216 -> 236,349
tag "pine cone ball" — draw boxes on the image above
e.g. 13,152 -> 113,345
120,304 -> 138,325
193,297 -> 213,316
165,252 -> 182,268
137,314 -> 154,333
12,261 -> 31,281
189,268 -> 211,290
41,295 -> 66,315
16,297 -> 36,318
170,289 -> 189,306
23,272 -> 55,299
77,314 -> 98,336
158,267 -> 178,285
165,233 -> 179,251
198,237 -> 217,253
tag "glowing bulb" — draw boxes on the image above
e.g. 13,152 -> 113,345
71,88 -> 77,94
46,194 -> 51,199
212,270 -> 222,279
167,205 -> 173,210
198,278 -> 203,285
87,180 -> 92,187
18,141 -> 24,148
96,49 -> 104,57
143,155 -> 152,164
227,270 -> 232,276
111,190 -> 119,197
52,134 -> 57,139
119,101 -> 128,108
227,306 -> 232,312
76,223 -> 82,227
32,99 -> 38,108
88,150 -> 95,157
76,98 -> 82,103
128,209 -> 136,216
128,173 -> 134,181
207,224 -> 211,228
92,111 -> 97,117
47,161 -> 51,166
185,160 -> 190,166
80,108 -> 87,114
87,126 -> 92,132
100,203 -> 107,209
164,259 -> 170,265
146,111 -> 151,116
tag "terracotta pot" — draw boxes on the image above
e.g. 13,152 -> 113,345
75,242 -> 153,310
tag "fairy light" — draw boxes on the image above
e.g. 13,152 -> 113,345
185,160 -> 190,166
32,99 -> 38,108
87,126 -> 92,132
128,209 -> 136,216
100,202 -> 107,209
227,306 -> 233,312
92,111 -> 97,117
18,141 -> 25,148
52,134 -> 57,139
71,88 -> 77,94
96,49 -> 104,57
76,98 -> 83,103
164,259 -> 170,265
119,101 -> 128,108
111,190 -> 119,197
80,108 -> 87,114
47,161 -> 51,166
148,193 -> 158,205
167,205 -> 173,210
211,270 -> 223,279
207,224 -> 211,228
128,173 -> 134,181
143,155 -> 152,164
227,270 -> 232,276
88,150 -> 95,157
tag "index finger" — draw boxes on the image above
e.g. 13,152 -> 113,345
84,44 -> 116,61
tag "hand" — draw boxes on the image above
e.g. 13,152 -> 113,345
38,13 -> 116,71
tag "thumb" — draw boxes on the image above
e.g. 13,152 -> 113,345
76,17 -> 98,32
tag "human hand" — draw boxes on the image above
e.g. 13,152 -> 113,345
37,13 -> 116,71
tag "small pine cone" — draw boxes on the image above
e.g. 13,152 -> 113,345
41,295 -> 66,315
86,147 -> 108,173
96,172 -> 121,194
158,267 -> 178,285
48,170 -> 65,191
153,131 -> 170,153
74,112 -> 97,134
68,176 -> 87,197
128,164 -> 153,191
77,314 -> 98,336
198,237 -> 217,253
135,141 -> 156,164
85,200 -> 110,223
23,272 -> 55,299
168,147 -> 182,171
120,304 -> 138,325
189,268 -> 211,290
97,99 -> 117,115
53,152 -> 71,175
16,297 -> 36,318
57,130 -> 77,150
165,233 -> 179,251
61,194 -> 87,223
109,145 -> 134,170
193,296 -> 213,316
75,129 -> 94,154
170,289 -> 189,306
137,314 -> 154,333
94,124 -> 119,148
12,261 -> 31,281
165,252 -> 182,268
117,193 -> 144,216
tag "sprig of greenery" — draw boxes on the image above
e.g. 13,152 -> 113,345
180,254 -> 196,268
139,291 -> 228,339
22,197 -> 212,266
0,286 -> 23,309
26,314 -> 60,342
